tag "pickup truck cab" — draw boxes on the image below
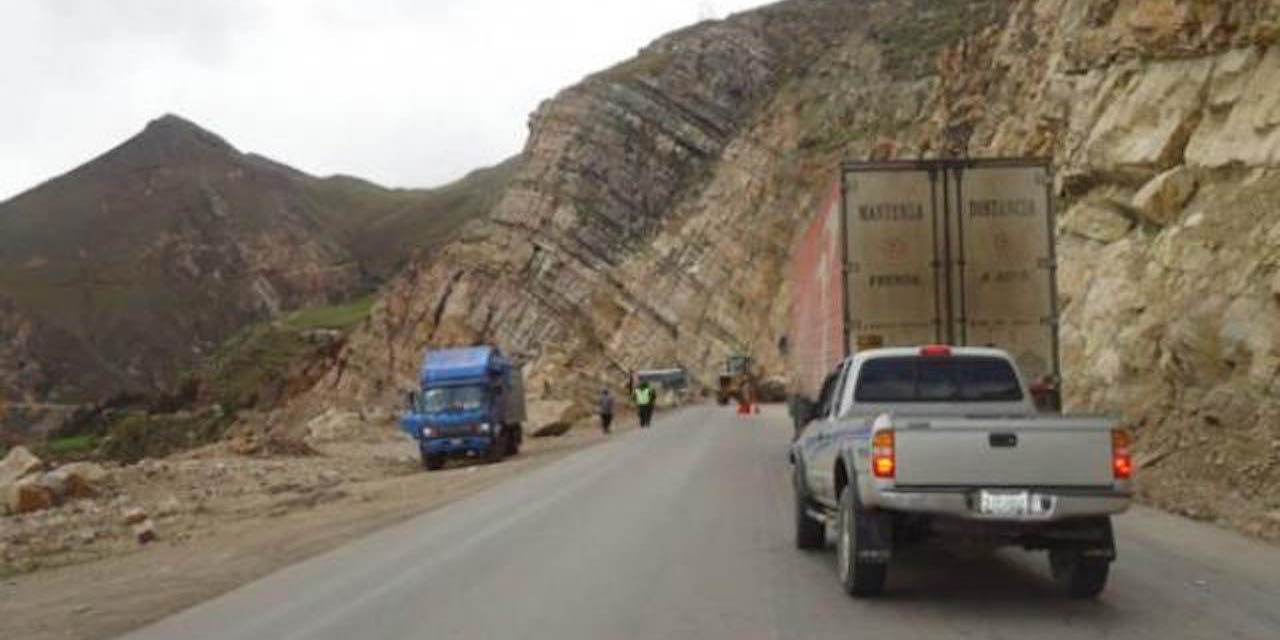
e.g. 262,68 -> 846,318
791,345 -> 1132,598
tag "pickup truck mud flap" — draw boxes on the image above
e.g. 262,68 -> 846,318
1023,516 -> 1116,559
1055,517 -> 1116,558
856,508 -> 894,562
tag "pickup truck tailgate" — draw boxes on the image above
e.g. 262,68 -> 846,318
894,418 -> 1115,487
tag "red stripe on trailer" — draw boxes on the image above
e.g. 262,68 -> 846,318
788,180 -> 845,401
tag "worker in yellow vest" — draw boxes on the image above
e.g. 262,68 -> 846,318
633,381 -> 656,428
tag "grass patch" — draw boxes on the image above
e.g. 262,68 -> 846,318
203,324 -> 311,411
591,49 -> 676,84
99,414 -> 231,464
202,296 -> 365,411
44,434 -> 100,457
282,295 -> 377,331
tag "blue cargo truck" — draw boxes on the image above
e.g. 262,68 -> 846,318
400,346 -> 526,471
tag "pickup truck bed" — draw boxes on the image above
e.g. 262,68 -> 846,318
890,416 -> 1116,488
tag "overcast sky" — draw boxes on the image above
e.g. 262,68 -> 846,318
0,0 -> 774,200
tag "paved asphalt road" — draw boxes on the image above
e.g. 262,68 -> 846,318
124,406 -> 1280,640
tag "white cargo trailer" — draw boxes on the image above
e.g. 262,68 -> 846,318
788,158 -> 1059,413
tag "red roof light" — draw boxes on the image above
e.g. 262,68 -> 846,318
919,345 -> 952,357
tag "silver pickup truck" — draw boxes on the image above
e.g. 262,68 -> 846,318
790,346 -> 1132,598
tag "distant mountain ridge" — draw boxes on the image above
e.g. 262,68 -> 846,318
0,114 -> 516,403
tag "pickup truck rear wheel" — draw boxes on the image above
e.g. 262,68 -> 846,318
793,468 -> 825,549
1049,547 -> 1109,598
837,486 -> 887,597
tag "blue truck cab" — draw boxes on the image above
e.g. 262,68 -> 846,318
400,346 -> 526,471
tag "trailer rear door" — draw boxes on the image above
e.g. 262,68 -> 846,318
947,161 -> 1057,384
843,165 -> 942,353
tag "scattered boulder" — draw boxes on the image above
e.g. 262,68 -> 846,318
532,421 -> 572,438
317,470 -> 342,486
526,400 -> 575,432
270,488 -> 347,514
34,471 -> 69,503
42,463 -> 105,500
155,495 -> 183,517
226,434 -> 262,456
122,506 -> 149,525
262,431 -> 318,457
228,430 -> 317,457
0,446 -> 44,485
304,408 -> 364,443
4,478 -> 55,514
756,376 -> 789,403
1062,199 -> 1135,243
133,518 -> 157,544
362,406 -> 393,424
58,462 -> 109,485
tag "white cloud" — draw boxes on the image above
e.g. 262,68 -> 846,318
0,0 -> 771,199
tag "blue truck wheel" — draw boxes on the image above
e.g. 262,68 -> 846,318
487,433 -> 508,463
421,449 -> 445,471
505,424 -> 522,456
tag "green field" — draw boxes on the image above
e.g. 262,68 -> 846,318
282,294 -> 378,331
43,434 -> 100,457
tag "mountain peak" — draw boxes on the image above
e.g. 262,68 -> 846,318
132,113 -> 237,156
144,112 -> 204,132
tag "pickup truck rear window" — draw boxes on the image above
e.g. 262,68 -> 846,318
854,356 -> 1023,403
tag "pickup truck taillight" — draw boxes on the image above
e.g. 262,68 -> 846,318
872,430 -> 895,478
1111,429 -> 1133,480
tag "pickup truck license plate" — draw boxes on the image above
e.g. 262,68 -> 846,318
978,490 -> 1030,516
451,438 -> 464,446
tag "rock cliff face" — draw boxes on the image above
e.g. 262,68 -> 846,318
901,0 -> 1280,539
311,0 -> 1279,537
312,1 -> 895,408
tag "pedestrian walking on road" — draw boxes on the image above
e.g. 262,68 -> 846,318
597,388 -> 614,434
633,381 -> 656,428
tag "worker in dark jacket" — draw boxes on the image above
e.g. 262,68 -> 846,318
633,381 -> 656,428
597,389 -> 614,434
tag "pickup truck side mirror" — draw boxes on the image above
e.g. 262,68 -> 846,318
792,397 -> 816,427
